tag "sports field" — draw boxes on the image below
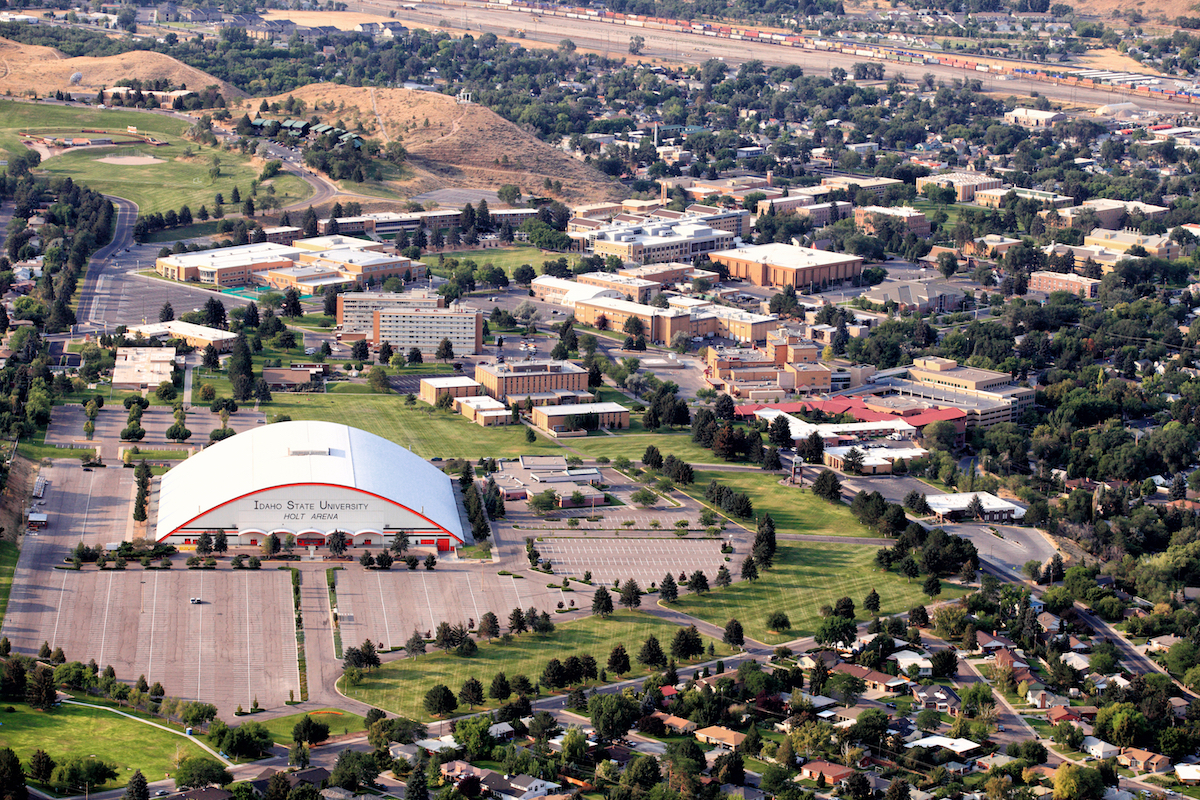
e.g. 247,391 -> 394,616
0,102 -> 312,215
340,610 -> 732,720
671,540 -> 968,644
260,394 -> 565,459
0,702 -> 208,786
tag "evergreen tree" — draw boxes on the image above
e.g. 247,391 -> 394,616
659,573 -> 678,603
591,585 -> 614,617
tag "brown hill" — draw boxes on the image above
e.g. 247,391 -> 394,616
0,37 -> 244,99
258,84 -> 624,203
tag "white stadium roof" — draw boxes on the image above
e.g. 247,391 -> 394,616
154,420 -> 465,541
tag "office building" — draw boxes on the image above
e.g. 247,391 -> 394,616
1028,271 -> 1101,298
474,360 -> 589,404
854,206 -> 932,237
336,292 -> 445,333
371,307 -> 483,355
1082,229 -> 1179,259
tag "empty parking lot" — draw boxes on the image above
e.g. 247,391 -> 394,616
2,568 -> 299,711
335,565 -> 566,650
534,538 -> 729,588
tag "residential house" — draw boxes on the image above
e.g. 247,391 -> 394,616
1063,652 -> 1091,672
1047,706 -> 1082,725
912,684 -> 962,716
798,761 -> 855,784
1175,764 -> 1200,785
1148,634 -> 1183,653
832,662 -> 910,693
1117,748 -> 1171,774
1082,737 -> 1120,760
1026,689 -> 1068,709
1169,697 -> 1190,718
1074,706 -> 1100,722
389,743 -> 421,764
1037,612 -> 1062,633
977,631 -> 1018,652
992,648 -> 1028,671
797,650 -> 841,670
889,650 -> 933,677
695,726 -> 748,750
648,711 -> 696,734
976,753 -> 1018,772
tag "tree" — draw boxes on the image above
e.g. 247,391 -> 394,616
642,445 -> 663,469
723,618 -> 744,648
591,585 -> 614,617
768,415 -> 792,449
741,556 -> 759,582
812,469 -> 842,502
30,751 -> 55,785
714,393 -> 736,420
922,575 -> 942,599
423,684 -> 457,716
26,665 -> 56,710
815,615 -> 856,649
864,588 -> 881,615
1052,764 -> 1104,800
828,672 -> 866,707
458,677 -> 484,709
174,757 -> 232,790
588,692 -> 639,741
619,579 -> 642,609
292,715 -> 331,744
686,570 -> 709,595
637,635 -> 666,668
608,645 -> 630,676
435,338 -> 454,363
159,303 -> 174,323
0,749 -> 24,800
659,572 -> 678,603
329,750 -> 380,792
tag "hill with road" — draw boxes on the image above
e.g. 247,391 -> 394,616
0,36 -> 243,99
260,83 -> 625,203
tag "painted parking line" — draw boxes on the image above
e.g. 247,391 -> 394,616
376,571 -> 393,649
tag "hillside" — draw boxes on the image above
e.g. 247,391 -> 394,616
0,37 -> 243,99
256,84 -> 624,203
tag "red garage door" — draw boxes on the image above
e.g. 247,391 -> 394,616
437,538 -> 450,552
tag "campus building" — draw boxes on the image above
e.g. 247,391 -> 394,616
112,347 -> 177,391
371,307 -> 483,355
1039,198 -> 1169,230
819,176 -> 904,199
854,206 -> 932,238
530,402 -> 631,433
575,272 -> 661,304
590,221 -> 736,264
571,295 -> 776,345
417,376 -> 482,406
617,263 -> 720,287
531,276 -> 623,308
127,321 -> 238,351
154,238 -> 426,293
862,280 -> 965,313
1028,270 -> 1102,298
708,243 -> 865,289
474,360 -> 589,404
915,172 -> 1003,202
154,421 -> 467,551
974,188 -> 1073,209
336,292 -> 446,332
1081,229 -> 1180,259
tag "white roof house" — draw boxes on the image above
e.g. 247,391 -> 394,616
1082,737 -> 1120,759
154,421 -> 466,546
905,736 -> 981,755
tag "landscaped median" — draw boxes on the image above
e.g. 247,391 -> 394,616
337,609 -> 732,720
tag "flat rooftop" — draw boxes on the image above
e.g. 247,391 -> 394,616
130,320 -> 237,341
422,376 -> 482,389
159,242 -> 300,269
292,235 -> 383,251
711,242 -> 863,269
578,272 -> 659,288
537,402 -> 630,417
575,296 -> 690,317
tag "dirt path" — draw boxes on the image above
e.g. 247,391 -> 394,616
369,87 -> 389,143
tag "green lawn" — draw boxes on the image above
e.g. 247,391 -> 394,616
342,610 -> 732,720
0,542 -> 18,630
436,246 -> 550,278
0,101 -> 313,215
41,148 -> 312,217
258,707 -> 368,744
0,702 -> 208,786
16,427 -> 94,463
567,432 -> 721,465
671,540 -> 968,644
685,470 -> 868,537
143,220 -> 225,243
260,394 -> 565,459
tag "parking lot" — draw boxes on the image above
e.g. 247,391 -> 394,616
335,564 -> 567,650
46,405 -> 266,459
3,568 -> 299,711
534,538 -> 729,588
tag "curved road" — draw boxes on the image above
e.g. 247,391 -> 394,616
75,195 -> 139,331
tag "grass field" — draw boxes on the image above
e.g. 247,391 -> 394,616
259,707 -> 368,743
567,432 -> 722,464
686,470 -> 869,536
143,221 -> 225,243
260,394 -> 565,459
0,542 -> 18,630
0,102 -> 313,215
341,610 -> 732,720
41,148 -> 312,217
672,540 -> 968,644
437,246 -> 583,278
0,702 -> 208,786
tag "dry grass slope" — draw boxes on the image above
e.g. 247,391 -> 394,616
0,37 -> 244,98
259,84 -> 623,202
